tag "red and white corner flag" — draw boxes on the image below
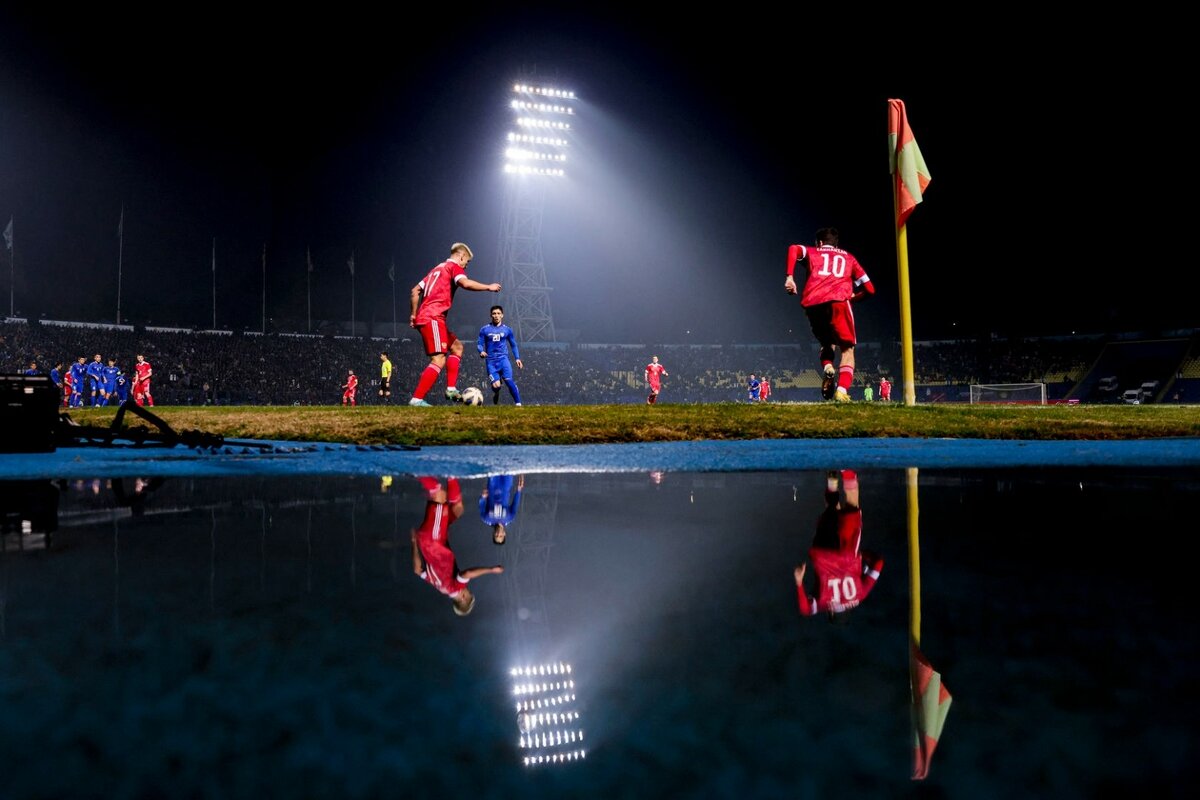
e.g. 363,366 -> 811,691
888,99 -> 931,229
910,641 -> 952,780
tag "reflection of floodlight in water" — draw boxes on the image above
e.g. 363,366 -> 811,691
509,662 -> 585,767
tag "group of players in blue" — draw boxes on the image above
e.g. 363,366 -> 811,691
33,353 -> 130,407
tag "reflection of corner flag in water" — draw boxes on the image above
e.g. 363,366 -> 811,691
910,641 -> 952,780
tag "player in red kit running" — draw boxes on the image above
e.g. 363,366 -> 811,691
410,476 -> 503,616
645,355 -> 668,404
342,369 -> 358,406
794,469 -> 883,621
759,375 -> 772,402
785,228 -> 874,403
133,353 -> 154,407
408,242 -> 501,406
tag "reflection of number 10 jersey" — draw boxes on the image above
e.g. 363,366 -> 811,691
797,508 -> 883,616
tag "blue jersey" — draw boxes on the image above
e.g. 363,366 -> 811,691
480,475 -> 522,526
70,362 -> 87,392
86,359 -> 105,385
50,367 -> 62,387
477,324 -> 520,362
102,364 -> 120,388
115,373 -> 130,402
747,378 -> 761,399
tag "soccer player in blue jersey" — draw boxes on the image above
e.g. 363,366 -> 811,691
69,357 -> 88,407
114,370 -> 130,405
23,360 -> 39,376
49,361 -> 64,405
479,474 -> 524,544
86,353 -> 105,406
477,305 -> 523,406
101,357 -> 120,405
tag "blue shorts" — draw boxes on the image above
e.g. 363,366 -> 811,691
486,358 -> 514,383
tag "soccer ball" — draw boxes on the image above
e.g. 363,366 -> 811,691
460,386 -> 485,406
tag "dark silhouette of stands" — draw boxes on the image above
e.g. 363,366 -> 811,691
3,318 -> 1196,405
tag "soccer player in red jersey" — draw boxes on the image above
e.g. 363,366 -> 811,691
60,363 -> 73,407
785,228 -> 874,403
759,375 -> 772,402
645,355 -> 668,404
410,476 -> 503,616
407,243 -> 500,406
879,376 -> 892,402
133,353 -> 154,406
341,369 -> 358,406
794,469 -> 883,620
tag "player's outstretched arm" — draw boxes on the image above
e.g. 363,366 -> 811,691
461,278 -> 501,292
462,565 -> 504,579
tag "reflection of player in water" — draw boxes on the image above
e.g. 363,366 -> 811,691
411,476 -> 503,616
794,469 -> 883,620
479,474 -> 523,544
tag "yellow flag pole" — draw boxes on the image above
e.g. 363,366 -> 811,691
906,466 -> 921,643
895,220 -> 917,407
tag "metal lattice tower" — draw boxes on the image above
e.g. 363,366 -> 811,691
502,476 -> 561,664
496,80 -> 576,344
496,179 -> 555,343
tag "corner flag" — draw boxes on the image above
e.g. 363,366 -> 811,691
888,99 -> 931,229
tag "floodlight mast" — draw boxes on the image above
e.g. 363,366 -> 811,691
496,81 -> 576,343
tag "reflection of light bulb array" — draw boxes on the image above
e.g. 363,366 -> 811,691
510,662 -> 585,768
524,749 -> 586,766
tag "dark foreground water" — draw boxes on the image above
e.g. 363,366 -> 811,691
2,467 -> 1198,799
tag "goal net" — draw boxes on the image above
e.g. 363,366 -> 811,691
969,383 -> 1047,405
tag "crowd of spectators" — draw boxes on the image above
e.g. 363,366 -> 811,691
2,319 -> 1192,405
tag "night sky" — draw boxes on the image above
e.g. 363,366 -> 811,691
1,9 -> 1191,344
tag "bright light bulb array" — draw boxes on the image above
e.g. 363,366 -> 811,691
510,100 -> 575,115
512,84 -> 575,99
502,165 -> 565,177
504,84 -> 575,176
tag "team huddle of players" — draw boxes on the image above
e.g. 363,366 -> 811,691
31,353 -> 155,408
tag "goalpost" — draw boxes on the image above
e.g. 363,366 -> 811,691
969,383 -> 1047,405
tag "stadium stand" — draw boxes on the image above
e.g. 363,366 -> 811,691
2,318 -> 1194,405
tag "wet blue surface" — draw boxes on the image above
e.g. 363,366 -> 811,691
2,443 -> 1199,799
2,437 -> 1200,479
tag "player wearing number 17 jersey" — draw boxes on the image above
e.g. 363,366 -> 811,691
407,242 -> 501,407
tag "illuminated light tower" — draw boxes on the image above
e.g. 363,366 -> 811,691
496,82 -> 575,342
500,477 -> 581,765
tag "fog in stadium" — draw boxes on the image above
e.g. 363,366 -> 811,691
1,10 -> 1190,344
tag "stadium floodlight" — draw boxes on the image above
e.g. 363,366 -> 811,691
503,83 -> 576,178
